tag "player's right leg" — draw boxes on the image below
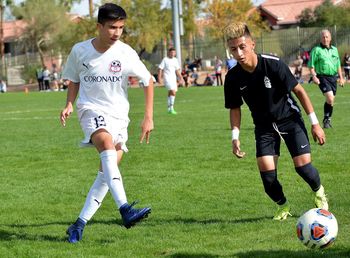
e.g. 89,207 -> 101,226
258,156 -> 291,221
92,130 -> 151,228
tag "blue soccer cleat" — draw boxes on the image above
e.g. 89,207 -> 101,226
119,201 -> 151,229
66,218 -> 86,243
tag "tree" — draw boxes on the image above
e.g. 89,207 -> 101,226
11,0 -> 70,66
203,0 -> 268,55
0,0 -> 12,77
204,0 -> 267,39
104,0 -> 170,57
298,0 -> 350,27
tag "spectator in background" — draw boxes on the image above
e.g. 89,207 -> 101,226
0,79 -> 7,93
189,67 -> 199,86
201,73 -> 214,86
36,67 -> 44,91
42,66 -> 51,91
293,54 -> 304,83
308,29 -> 345,129
214,56 -> 223,86
225,54 -> 237,71
343,53 -> 350,82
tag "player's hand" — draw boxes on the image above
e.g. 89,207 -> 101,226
339,78 -> 345,87
60,103 -> 73,127
311,124 -> 325,145
232,139 -> 246,158
140,117 -> 154,144
312,76 -> 320,85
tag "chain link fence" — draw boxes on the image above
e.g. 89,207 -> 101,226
2,26 -> 350,87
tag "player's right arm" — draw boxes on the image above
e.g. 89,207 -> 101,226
157,68 -> 163,85
60,81 -> 79,127
230,107 -> 245,158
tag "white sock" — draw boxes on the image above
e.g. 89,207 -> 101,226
169,95 -> 175,110
79,171 -> 108,223
100,150 -> 127,208
167,96 -> 171,111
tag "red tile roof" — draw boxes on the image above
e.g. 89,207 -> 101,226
260,0 -> 344,25
3,20 -> 27,42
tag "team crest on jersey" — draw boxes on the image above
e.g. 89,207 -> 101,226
109,60 -> 121,73
264,76 -> 272,88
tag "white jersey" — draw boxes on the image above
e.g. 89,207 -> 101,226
158,56 -> 180,88
63,38 -> 151,121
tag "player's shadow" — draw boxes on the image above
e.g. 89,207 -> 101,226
0,229 -> 65,242
232,249 -> 350,258
0,221 -> 71,242
164,249 -> 350,258
147,216 -> 273,226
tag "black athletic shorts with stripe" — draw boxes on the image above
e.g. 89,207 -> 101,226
255,114 -> 311,158
318,75 -> 338,95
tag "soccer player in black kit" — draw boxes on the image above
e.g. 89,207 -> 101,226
223,22 -> 329,220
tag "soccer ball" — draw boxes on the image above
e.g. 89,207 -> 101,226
296,208 -> 338,249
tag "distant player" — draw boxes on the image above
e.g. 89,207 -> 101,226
308,29 -> 345,129
60,3 -> 153,243
223,22 -> 328,220
158,47 -> 185,115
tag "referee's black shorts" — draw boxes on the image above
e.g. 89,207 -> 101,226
255,114 -> 311,158
318,75 -> 338,95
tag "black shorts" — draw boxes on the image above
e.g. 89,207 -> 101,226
318,75 -> 337,95
255,115 -> 311,158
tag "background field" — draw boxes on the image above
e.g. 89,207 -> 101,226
0,84 -> 349,258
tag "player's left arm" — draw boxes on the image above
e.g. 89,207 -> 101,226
140,77 -> 154,144
337,66 -> 345,87
292,84 -> 325,145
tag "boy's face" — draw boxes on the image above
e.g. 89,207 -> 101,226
168,50 -> 176,58
227,36 -> 255,67
97,19 -> 125,46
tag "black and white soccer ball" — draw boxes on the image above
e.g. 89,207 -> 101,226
296,208 -> 338,249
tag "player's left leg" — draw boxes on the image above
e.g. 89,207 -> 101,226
285,117 -> 328,210
323,91 -> 335,128
168,90 -> 177,114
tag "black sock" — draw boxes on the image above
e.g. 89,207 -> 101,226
295,163 -> 321,192
324,102 -> 333,119
260,170 -> 286,205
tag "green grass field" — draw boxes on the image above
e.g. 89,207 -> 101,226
0,84 -> 349,258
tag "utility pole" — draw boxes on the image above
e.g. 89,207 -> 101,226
0,2 -> 5,78
171,0 -> 182,67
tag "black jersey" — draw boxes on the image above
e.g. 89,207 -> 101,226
224,54 -> 301,125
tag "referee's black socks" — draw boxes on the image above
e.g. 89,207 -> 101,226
324,102 -> 333,119
295,163 -> 321,192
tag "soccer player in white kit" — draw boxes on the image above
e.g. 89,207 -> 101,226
60,3 -> 153,243
158,47 -> 185,115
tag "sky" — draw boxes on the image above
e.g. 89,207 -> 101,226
71,0 -> 266,16
9,0 -> 266,18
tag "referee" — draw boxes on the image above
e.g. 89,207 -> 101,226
308,29 -> 345,128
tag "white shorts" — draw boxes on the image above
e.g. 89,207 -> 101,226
79,109 -> 129,152
165,81 -> 178,92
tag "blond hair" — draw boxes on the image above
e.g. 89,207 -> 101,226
223,22 -> 251,41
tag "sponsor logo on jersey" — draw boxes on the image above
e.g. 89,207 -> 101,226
83,75 -> 123,82
264,76 -> 272,88
109,60 -> 121,73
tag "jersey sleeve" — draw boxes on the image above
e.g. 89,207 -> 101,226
224,72 -> 243,109
129,50 -> 151,87
308,47 -> 317,68
278,59 -> 298,92
62,45 -> 80,83
158,58 -> 165,70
